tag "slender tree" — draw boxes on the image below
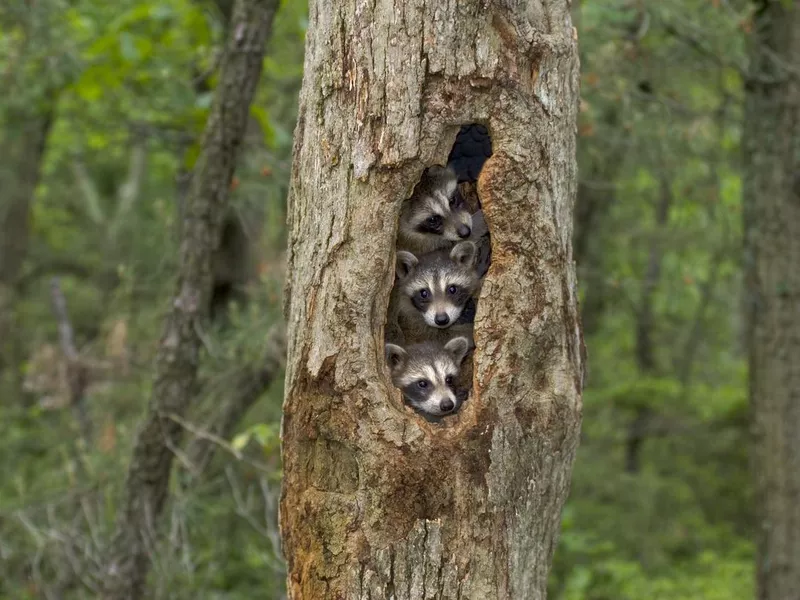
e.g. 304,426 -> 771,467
279,1 -> 584,598
100,0 -> 278,597
0,93 -> 57,395
743,2 -> 800,599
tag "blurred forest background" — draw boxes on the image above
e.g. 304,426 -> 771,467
0,0 -> 761,598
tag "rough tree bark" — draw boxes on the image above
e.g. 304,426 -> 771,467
280,1 -> 583,598
100,1 -> 277,597
743,2 -> 800,599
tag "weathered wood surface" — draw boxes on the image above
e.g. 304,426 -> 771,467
281,1 -> 583,598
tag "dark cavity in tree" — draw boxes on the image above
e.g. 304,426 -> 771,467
447,123 -> 493,184
384,124 -> 493,422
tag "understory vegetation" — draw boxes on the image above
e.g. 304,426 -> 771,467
1,1 -> 755,598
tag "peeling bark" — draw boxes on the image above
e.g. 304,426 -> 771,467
279,1 -> 583,598
99,1 -> 278,597
743,2 -> 800,599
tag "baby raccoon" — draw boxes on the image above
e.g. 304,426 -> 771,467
385,336 -> 470,417
390,241 -> 480,342
397,165 -> 473,255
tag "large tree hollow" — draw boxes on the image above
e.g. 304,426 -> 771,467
384,123 -> 494,424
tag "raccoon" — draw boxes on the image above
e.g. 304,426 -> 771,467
397,165 -> 473,255
385,336 -> 470,417
388,240 -> 480,343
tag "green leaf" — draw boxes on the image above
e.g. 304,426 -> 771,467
119,31 -> 139,63
149,3 -> 175,21
250,104 -> 276,148
231,432 -> 251,452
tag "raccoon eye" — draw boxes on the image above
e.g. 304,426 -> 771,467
417,380 -> 429,388
445,375 -> 454,385
419,289 -> 430,299
447,285 -> 458,295
426,215 -> 443,227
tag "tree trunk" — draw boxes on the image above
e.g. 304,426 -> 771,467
100,1 -> 277,597
279,2 -> 583,598
0,107 -> 55,394
625,175 -> 672,474
743,2 -> 800,599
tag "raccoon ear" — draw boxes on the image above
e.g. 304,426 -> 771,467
384,343 -> 408,372
444,336 -> 470,364
450,241 -> 477,268
395,251 -> 418,279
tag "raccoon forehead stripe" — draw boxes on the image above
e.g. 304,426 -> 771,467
396,363 -> 438,387
433,358 -> 456,379
404,273 -> 437,292
420,195 -> 445,217
443,273 -> 477,289
424,365 -> 438,383
433,191 -> 451,214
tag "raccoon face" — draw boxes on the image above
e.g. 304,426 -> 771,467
395,241 -> 479,329
398,166 -> 473,253
385,337 -> 470,417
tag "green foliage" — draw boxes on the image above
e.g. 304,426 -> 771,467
0,0 -> 305,596
552,0 -> 753,598
0,0 -> 757,596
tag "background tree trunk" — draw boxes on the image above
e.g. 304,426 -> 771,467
743,2 -> 800,599
100,1 -> 278,597
279,1 -> 583,598
0,106 -> 55,396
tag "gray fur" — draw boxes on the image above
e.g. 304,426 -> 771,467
397,165 -> 474,255
388,241 -> 480,341
385,337 -> 470,417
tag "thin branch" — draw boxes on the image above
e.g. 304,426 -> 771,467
662,20 -> 748,78
184,322 -> 286,476
50,278 -> 92,443
70,160 -> 105,225
626,175 -> 674,474
109,135 -> 148,238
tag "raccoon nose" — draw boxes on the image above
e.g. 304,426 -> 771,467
457,224 -> 471,238
434,313 -> 450,326
440,398 -> 455,413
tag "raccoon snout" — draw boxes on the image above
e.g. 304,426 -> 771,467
457,224 -> 471,238
439,398 -> 455,413
434,313 -> 450,326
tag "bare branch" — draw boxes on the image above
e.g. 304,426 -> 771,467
50,278 -> 92,443
184,322 -> 286,475
70,160 -> 105,225
110,135 -> 148,237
